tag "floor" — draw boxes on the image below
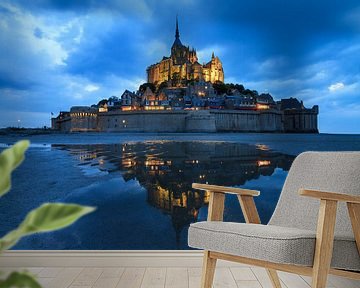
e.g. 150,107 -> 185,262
2,266 -> 360,288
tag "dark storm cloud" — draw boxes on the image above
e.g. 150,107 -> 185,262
16,0 -> 359,81
10,0 -> 152,17
64,19 -> 148,81
201,1 -> 356,42
197,0 -> 359,79
0,76 -> 33,90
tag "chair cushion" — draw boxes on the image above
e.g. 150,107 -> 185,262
188,221 -> 360,271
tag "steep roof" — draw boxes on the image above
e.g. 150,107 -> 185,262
172,38 -> 183,48
192,61 -> 202,66
280,98 -> 303,110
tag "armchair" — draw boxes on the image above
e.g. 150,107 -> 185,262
188,152 -> 360,288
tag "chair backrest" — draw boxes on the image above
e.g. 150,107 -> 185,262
269,152 -> 360,238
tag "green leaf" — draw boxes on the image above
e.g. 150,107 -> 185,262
0,203 -> 95,250
0,271 -> 41,288
0,229 -> 23,253
0,140 -> 30,197
20,203 -> 96,233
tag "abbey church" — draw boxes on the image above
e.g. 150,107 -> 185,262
147,17 -> 224,86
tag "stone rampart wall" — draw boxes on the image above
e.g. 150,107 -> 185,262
70,116 -> 98,132
96,110 -> 284,132
97,111 -> 187,132
211,110 -> 283,132
283,110 -> 318,133
56,109 -> 318,133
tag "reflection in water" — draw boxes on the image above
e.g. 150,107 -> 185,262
54,141 -> 295,247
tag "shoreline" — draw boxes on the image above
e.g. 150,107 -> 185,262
0,128 -> 358,137
0,127 -> 321,136
0,127 -> 66,136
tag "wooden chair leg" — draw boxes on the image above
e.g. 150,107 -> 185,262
200,191 -> 224,288
201,250 -> 217,288
266,269 -> 282,288
347,202 -> 360,254
312,200 -> 337,288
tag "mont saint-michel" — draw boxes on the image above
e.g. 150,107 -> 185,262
52,18 -> 318,133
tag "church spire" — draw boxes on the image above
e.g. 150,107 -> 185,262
175,15 -> 180,39
171,14 -> 183,49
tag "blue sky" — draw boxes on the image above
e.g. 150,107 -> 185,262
0,0 -> 359,133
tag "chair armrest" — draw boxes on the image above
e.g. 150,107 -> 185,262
192,183 -> 260,197
299,189 -> 360,204
301,189 -> 360,263
193,183 -> 261,223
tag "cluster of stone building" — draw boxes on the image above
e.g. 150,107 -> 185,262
97,80 -> 317,114
94,81 -> 279,113
52,17 -> 318,133
147,17 -> 224,86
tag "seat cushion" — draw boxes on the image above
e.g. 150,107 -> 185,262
188,221 -> 360,271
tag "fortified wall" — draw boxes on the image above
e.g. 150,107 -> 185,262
98,110 -> 188,132
53,107 -> 98,132
53,108 -> 319,133
282,106 -> 319,133
97,110 -> 283,132
211,110 -> 283,132
97,109 -> 295,132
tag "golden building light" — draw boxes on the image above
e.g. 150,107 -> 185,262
256,104 -> 270,110
257,160 -> 271,167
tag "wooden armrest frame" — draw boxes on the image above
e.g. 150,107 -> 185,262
299,188 -> 360,254
192,183 -> 260,197
300,188 -> 360,287
299,188 -> 360,204
192,183 -> 261,223
192,183 -> 282,287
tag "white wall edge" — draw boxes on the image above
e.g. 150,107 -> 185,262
0,250 -> 245,267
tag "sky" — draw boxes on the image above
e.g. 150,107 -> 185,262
0,0 -> 359,133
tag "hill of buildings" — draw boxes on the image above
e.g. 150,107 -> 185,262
52,17 -> 318,133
